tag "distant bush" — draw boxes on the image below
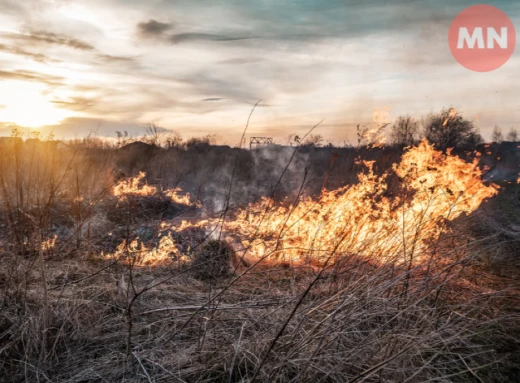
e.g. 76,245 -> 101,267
185,134 -> 217,151
506,127 -> 519,142
423,108 -> 482,150
390,115 -> 419,147
492,125 -> 504,143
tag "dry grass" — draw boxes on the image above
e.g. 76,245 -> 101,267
0,138 -> 519,382
1,243 -> 518,382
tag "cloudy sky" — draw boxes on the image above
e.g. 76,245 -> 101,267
0,0 -> 518,144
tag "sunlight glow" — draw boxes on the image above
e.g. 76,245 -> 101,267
58,4 -> 101,26
0,81 -> 73,128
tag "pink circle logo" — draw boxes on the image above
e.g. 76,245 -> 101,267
449,5 -> 516,72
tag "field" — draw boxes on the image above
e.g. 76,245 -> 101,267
0,137 -> 519,382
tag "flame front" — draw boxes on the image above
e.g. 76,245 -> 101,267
113,142 -> 497,268
113,171 -> 157,197
208,141 -> 497,266
113,171 -> 197,206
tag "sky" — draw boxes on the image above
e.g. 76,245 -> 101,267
0,0 -> 518,145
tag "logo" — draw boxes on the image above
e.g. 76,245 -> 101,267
449,5 -> 516,72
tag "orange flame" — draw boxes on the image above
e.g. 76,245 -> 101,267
362,106 -> 391,148
113,172 -> 156,197
443,108 -> 457,127
104,234 -> 187,267
113,172 -> 197,206
165,188 -> 201,207
197,140 -> 497,266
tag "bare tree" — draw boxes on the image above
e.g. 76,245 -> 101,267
506,127 -> 519,142
143,123 -> 166,146
492,126 -> 504,143
390,116 -> 419,147
423,108 -> 482,150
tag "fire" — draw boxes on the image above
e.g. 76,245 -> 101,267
165,188 -> 201,207
113,172 -> 156,197
41,235 -> 57,251
105,234 -> 187,267
443,107 -> 457,127
200,141 -> 497,266
111,142 -> 497,268
113,171 -> 197,206
364,106 -> 391,148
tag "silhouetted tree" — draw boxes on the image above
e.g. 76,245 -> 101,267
492,126 -> 504,143
390,116 -> 419,147
506,127 -> 519,142
423,108 -> 482,150
144,123 -> 163,146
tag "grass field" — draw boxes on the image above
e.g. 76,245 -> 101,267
0,137 -> 519,382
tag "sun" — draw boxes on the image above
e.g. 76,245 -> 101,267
0,81 -> 73,128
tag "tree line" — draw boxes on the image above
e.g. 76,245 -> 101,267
286,108 -> 519,150
390,107 -> 519,150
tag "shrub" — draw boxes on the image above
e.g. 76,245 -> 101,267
192,239 -> 236,280
423,108 -> 482,150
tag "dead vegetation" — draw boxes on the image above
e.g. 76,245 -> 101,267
0,135 -> 519,382
1,245 -> 518,382
191,240 -> 238,280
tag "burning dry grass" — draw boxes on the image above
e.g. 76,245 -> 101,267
113,171 -> 157,198
102,234 -> 186,267
178,141 -> 497,268
113,171 -> 198,207
0,139 -> 518,382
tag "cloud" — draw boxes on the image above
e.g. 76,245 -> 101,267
1,28 -> 140,75
136,19 -> 174,38
93,53 -> 140,71
0,43 -> 58,63
0,0 -> 518,144
52,97 -> 97,112
0,0 -> 28,16
136,19 -> 252,44
1,30 -> 94,51
169,33 -> 253,44
2,31 -> 139,70
219,58 -> 264,65
183,72 -> 263,105
0,70 -> 64,86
